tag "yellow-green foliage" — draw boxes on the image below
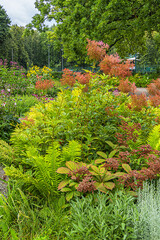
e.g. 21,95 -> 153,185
148,124 -> 160,150
0,140 -> 15,166
10,80 -> 122,161
4,140 -> 81,200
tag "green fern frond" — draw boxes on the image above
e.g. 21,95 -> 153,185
148,124 -> 160,150
4,141 -> 82,200
0,140 -> 15,166
62,140 -> 81,162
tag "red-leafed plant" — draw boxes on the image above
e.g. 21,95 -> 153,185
149,95 -> 160,107
95,145 -> 160,191
99,54 -> 134,78
60,68 -> 76,87
35,79 -> 54,91
57,161 -> 125,201
86,39 -> 109,63
130,93 -> 148,111
115,121 -> 141,147
147,78 -> 160,96
118,78 -> 137,93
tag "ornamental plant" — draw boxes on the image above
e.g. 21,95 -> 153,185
60,68 -> 93,89
86,39 -> 134,78
86,39 -> 109,63
27,65 -> 53,85
129,94 -> 148,111
95,145 -> 160,191
118,78 -> 137,93
99,54 -> 134,78
57,160 -> 126,201
66,191 -> 136,240
147,78 -> 160,96
0,59 -> 28,95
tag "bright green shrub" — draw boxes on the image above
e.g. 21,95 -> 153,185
10,80 -> 128,161
14,94 -> 39,117
4,141 -> 81,200
148,124 -> 160,150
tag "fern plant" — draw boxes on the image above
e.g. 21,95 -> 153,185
4,140 -> 81,200
147,124 -> 160,150
0,140 -> 15,166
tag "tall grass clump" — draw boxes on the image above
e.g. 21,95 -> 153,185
134,179 -> 160,240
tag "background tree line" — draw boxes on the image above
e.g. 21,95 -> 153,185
1,1 -> 160,72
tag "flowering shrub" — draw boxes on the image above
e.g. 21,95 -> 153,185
60,68 -> 76,87
60,68 -> 94,89
147,78 -> 160,96
95,144 -> 160,191
130,94 -> 148,111
27,65 -> 53,84
118,78 -> 137,93
99,54 -> 134,78
115,121 -> 142,148
86,39 -> 109,62
35,78 -> 54,91
57,160 -> 124,201
149,95 -> 160,107
0,59 -> 27,95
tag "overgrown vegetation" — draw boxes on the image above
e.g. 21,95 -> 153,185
0,38 -> 160,239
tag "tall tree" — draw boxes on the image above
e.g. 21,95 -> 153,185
31,0 -> 160,63
0,5 -> 11,58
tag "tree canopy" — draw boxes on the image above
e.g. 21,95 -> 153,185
0,5 -> 10,45
31,0 -> 160,63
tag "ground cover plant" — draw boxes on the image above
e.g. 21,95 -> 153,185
1,39 -> 160,239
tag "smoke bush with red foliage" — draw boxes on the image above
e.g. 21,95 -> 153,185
99,54 -> 134,78
149,95 -> 160,107
118,78 -> 137,93
130,93 -> 148,111
60,68 -> 76,87
60,68 -> 95,89
35,79 -> 54,91
147,78 -> 160,96
75,72 -> 91,85
86,39 -> 109,62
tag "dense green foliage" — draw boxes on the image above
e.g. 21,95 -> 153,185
31,0 -> 160,63
1,35 -> 160,238
0,5 -> 10,45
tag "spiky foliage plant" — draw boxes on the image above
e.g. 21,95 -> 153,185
134,179 -> 160,240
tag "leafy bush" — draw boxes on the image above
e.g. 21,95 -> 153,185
65,191 -> 136,240
0,92 -> 39,141
99,54 -> 134,78
0,60 -> 29,95
3,141 -> 81,200
129,74 -> 152,88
